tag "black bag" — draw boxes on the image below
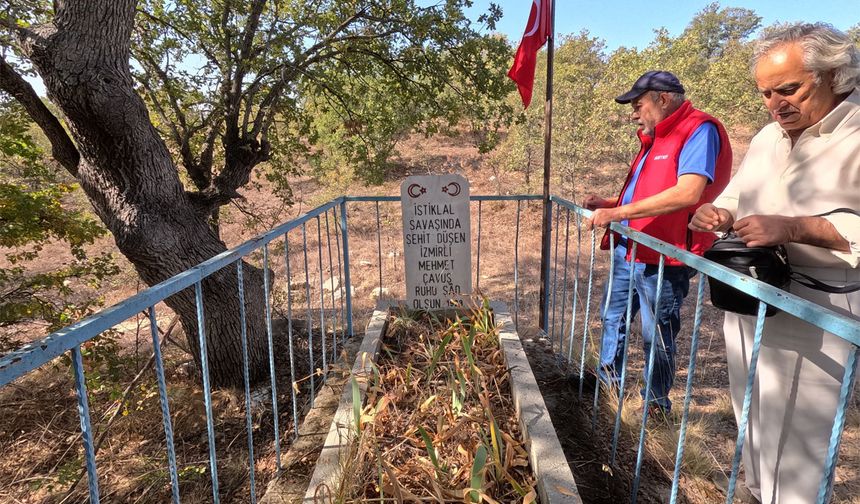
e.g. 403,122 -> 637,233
704,208 -> 860,317
703,232 -> 790,316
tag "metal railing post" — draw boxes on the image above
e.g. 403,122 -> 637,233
541,202 -> 554,332
611,241 -> 638,466
818,347 -> 860,503
236,261 -> 258,502
71,346 -> 100,504
316,217 -> 328,379
567,212 -> 582,363
476,200 -> 482,291
148,306 -> 180,504
340,199 -> 354,338
631,254 -> 666,504
514,200 -> 522,329
262,245 -> 281,472
591,232 -> 615,430
578,227 -> 597,399
194,281 -> 220,502
559,208 -> 571,353
550,203 -> 561,343
302,224 -> 316,405
324,210 -> 338,361
726,301 -> 768,504
284,234 -> 300,438
670,273 -> 707,504
333,206 -> 346,346
376,201 -> 383,295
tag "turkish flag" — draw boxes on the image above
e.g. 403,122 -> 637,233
507,0 -> 551,108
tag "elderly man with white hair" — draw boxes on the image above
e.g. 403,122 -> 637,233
691,23 -> 860,503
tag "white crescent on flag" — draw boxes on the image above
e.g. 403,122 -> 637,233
524,0 -> 542,37
508,0 -> 551,108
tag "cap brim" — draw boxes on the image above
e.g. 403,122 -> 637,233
615,89 -> 644,104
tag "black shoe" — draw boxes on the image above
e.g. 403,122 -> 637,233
646,402 -> 671,422
567,371 -> 599,395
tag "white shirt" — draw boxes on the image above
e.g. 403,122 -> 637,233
714,88 -> 860,268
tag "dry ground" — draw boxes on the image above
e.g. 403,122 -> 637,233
2,129 -> 860,503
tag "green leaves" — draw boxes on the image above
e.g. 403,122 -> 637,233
300,0 -> 514,184
0,99 -> 118,331
0,102 -> 41,163
0,183 -> 103,254
417,425 -> 442,475
427,331 -> 453,378
496,5 -> 772,197
469,445 -> 488,502
352,377 -> 362,435
130,0 -> 513,198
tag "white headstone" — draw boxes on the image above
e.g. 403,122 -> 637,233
401,175 -> 472,310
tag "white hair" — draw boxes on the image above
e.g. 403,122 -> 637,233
754,23 -> 860,94
647,90 -> 686,108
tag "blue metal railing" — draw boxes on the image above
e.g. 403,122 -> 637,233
545,195 -> 860,504
1,193 -> 857,504
0,194 -> 538,503
1,197 -> 349,503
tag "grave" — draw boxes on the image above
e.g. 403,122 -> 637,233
261,176 -> 580,503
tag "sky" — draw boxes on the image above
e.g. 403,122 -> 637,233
466,0 -> 859,50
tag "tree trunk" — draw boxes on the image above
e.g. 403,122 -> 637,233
23,0 -> 270,387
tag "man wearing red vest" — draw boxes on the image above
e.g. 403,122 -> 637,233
583,71 -> 732,415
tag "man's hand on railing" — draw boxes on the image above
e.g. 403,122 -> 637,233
585,207 -> 623,230
689,203 -> 733,233
583,193 -> 615,210
582,194 -> 619,231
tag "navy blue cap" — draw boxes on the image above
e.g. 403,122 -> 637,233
615,70 -> 685,104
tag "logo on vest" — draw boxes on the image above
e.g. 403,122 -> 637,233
652,154 -> 669,160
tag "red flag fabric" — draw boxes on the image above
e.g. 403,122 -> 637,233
507,0 -> 551,108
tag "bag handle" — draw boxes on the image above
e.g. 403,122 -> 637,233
814,208 -> 860,218
791,271 -> 860,293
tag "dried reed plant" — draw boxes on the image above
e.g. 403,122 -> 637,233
329,299 -> 537,503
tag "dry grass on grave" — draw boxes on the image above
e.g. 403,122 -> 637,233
326,301 -> 537,503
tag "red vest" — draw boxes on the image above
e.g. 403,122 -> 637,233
601,101 -> 732,265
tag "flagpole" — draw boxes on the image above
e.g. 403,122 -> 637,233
538,0 -> 556,334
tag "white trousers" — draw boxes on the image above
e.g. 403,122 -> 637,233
724,267 -> 860,504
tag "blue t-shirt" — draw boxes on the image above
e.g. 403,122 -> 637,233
619,122 -> 720,230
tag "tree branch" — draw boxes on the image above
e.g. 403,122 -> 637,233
198,121 -> 219,178
132,52 -> 216,188
226,0 -> 265,141
135,68 -> 183,148
329,28 -> 402,45
132,40 -> 223,191
134,8 -> 221,67
135,50 -> 190,134
302,10 -> 365,59
237,0 -> 266,64
0,57 -> 79,176
241,79 -> 261,133
248,75 -> 288,140
0,14 -> 40,45
227,6 -> 395,191
186,185 -> 243,214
